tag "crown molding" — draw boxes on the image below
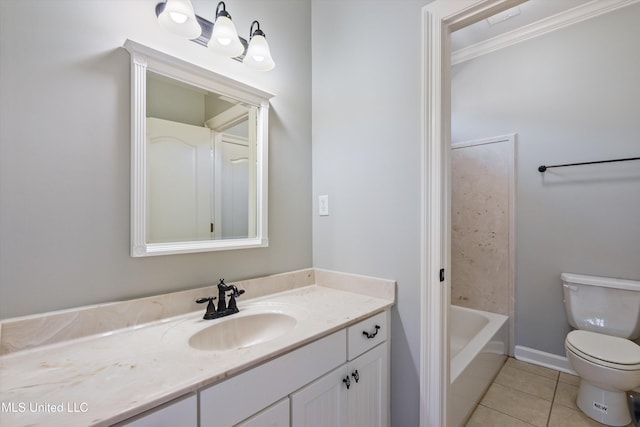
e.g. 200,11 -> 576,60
451,0 -> 640,65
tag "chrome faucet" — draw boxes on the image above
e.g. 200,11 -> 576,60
196,279 -> 245,320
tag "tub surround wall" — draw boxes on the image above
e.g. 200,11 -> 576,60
451,4 -> 640,356
451,137 -> 514,317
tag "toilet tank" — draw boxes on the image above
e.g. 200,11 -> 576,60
562,273 -> 640,339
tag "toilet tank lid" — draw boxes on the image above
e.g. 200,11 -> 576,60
561,273 -> 640,291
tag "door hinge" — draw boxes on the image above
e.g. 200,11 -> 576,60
439,269 -> 445,282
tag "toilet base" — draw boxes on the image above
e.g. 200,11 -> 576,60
577,380 -> 632,426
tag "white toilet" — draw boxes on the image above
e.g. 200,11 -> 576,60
562,272 -> 640,426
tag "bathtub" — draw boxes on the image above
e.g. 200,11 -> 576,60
449,305 -> 509,427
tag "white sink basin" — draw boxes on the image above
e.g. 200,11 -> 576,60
188,311 -> 297,351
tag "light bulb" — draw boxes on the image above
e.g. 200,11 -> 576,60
208,15 -> 243,57
169,12 -> 188,24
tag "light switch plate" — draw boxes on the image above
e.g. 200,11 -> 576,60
319,195 -> 329,216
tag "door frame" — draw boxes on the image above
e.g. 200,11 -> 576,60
419,1 -> 525,426
213,132 -> 252,240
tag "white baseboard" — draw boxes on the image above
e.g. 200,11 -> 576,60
513,345 -> 577,375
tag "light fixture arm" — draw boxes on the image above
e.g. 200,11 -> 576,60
155,1 -> 248,59
249,20 -> 265,39
215,1 -> 230,20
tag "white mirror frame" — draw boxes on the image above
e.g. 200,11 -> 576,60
124,39 -> 274,257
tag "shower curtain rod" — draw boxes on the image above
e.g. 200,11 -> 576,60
537,156 -> 640,172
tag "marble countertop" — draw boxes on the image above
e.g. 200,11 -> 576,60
0,269 -> 395,426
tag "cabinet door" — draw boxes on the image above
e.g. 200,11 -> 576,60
290,365 -> 349,427
347,343 -> 389,427
235,398 -> 289,427
115,394 -> 197,427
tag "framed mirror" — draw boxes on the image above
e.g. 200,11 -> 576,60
124,40 -> 274,257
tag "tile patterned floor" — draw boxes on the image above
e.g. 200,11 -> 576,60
465,357 -> 633,427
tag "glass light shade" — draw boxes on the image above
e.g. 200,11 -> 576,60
157,0 -> 201,39
208,15 -> 244,57
243,35 -> 275,71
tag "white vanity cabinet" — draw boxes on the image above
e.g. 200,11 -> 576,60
291,311 -> 389,427
117,310 -> 389,427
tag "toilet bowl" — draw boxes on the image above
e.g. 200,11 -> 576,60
565,330 -> 640,426
561,273 -> 640,426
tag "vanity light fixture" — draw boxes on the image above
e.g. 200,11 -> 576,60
155,0 -> 275,71
243,21 -> 275,71
207,1 -> 244,57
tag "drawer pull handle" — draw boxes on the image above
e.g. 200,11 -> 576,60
343,376 -> 351,389
351,370 -> 360,383
362,325 -> 381,339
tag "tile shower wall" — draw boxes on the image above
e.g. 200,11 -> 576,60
451,138 -> 513,316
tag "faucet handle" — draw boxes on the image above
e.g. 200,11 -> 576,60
196,297 -> 217,319
227,286 -> 245,312
229,285 -> 245,297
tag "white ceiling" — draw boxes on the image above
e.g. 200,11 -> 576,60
451,0 -> 592,51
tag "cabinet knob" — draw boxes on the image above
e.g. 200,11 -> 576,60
351,370 -> 359,383
343,376 -> 351,390
362,325 -> 381,339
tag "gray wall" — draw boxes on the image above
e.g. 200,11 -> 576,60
312,1 -> 428,425
147,73 -> 207,126
0,0 -> 312,318
451,4 -> 640,355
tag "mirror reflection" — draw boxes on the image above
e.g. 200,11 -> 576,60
146,71 -> 258,243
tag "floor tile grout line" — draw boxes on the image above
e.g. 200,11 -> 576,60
484,376 -> 555,426
474,402 -> 539,426
545,374 -> 560,427
494,368 -> 559,403
496,361 -> 561,426
509,360 -> 560,379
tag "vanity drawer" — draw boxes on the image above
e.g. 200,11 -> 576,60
347,311 -> 388,360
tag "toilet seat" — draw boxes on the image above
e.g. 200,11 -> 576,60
566,330 -> 640,370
